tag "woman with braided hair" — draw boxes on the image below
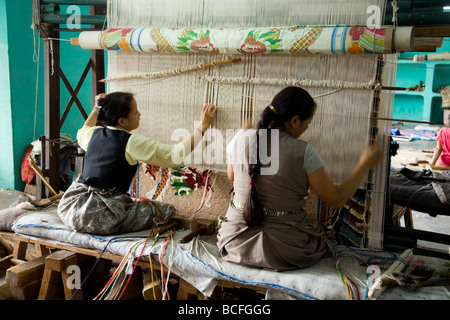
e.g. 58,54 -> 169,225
58,92 -> 217,235
217,87 -> 381,271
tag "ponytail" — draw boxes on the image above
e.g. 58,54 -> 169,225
243,107 -> 277,227
243,132 -> 264,227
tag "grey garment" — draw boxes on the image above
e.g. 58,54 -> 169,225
217,129 -> 328,271
0,207 -> 29,231
217,205 -> 328,271
57,181 -> 176,235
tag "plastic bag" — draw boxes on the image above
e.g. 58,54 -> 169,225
0,187 -> 29,210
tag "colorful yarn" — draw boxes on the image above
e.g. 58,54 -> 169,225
319,189 -> 369,247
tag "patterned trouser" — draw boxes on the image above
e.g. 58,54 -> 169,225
57,181 -> 176,235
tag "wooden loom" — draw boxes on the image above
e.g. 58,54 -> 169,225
32,0 -> 450,247
3,0 -> 448,301
88,0 -> 400,249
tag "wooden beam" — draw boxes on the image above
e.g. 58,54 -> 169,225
43,26 -> 61,195
5,256 -> 46,288
415,26 -> 450,38
90,5 -> 106,107
58,62 -> 90,127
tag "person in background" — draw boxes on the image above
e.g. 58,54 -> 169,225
217,86 -> 381,271
429,126 -> 450,171
58,92 -> 217,235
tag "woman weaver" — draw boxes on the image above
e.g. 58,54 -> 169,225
217,87 -> 381,271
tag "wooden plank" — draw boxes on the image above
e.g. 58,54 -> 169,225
12,240 -> 28,260
5,256 -> 46,287
90,5 -> 106,103
216,279 -> 269,293
415,26 -> 450,37
1,232 -> 273,300
45,250 -> 78,273
0,254 -> 13,271
0,278 -> 13,300
0,232 -> 150,268
60,254 -> 83,300
10,279 -> 42,300
38,268 -> 60,300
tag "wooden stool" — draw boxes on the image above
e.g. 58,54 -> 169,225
38,250 -> 83,300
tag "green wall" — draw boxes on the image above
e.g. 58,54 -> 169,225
0,0 -> 15,189
0,1 -> 100,191
393,38 -> 450,124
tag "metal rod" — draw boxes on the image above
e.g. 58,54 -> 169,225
42,14 -> 106,25
385,225 -> 450,245
385,12 -> 450,25
43,26 -> 61,195
42,4 -> 60,14
371,117 -> 438,124
41,0 -> 106,5
29,157 -> 58,197
380,86 -> 407,91
386,0 -> 450,8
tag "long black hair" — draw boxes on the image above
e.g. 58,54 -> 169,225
95,92 -> 135,127
243,87 -> 316,227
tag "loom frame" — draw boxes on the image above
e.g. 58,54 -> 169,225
31,0 -> 106,199
30,0 -> 450,258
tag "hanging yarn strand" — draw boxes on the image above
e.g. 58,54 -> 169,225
101,58 -> 241,82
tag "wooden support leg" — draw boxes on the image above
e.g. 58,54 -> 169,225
105,266 -> 143,300
37,268 -> 60,300
12,240 -> 28,261
38,250 -> 83,300
35,244 -> 50,257
5,255 -> 47,300
61,254 -> 83,300
142,270 -> 162,300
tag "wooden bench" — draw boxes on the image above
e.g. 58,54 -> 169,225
0,232 -> 270,300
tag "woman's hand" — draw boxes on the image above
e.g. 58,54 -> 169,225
358,140 -> 382,169
308,140 -> 382,208
200,103 -> 218,133
94,93 -> 107,110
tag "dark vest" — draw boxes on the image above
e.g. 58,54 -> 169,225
79,127 -> 138,193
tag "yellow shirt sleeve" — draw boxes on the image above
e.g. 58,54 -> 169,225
76,125 -> 102,151
77,126 -> 184,168
125,133 -> 185,168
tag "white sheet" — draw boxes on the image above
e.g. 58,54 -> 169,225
11,207 -> 450,300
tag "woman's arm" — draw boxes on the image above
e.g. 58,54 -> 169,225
429,141 -> 450,170
83,93 -> 106,127
430,140 -> 443,168
227,157 -> 234,181
307,141 -> 381,208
